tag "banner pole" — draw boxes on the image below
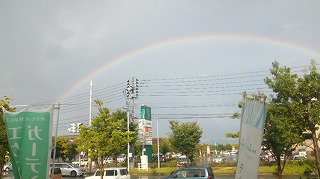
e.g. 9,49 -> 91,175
52,103 -> 60,179
237,91 -> 247,162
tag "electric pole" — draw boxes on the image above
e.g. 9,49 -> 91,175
125,77 -> 139,169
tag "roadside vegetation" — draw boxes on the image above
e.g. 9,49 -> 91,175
129,159 -> 316,176
1,60 -> 320,178
227,60 -> 320,176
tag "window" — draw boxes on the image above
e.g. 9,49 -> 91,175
120,169 -> 128,175
187,169 -> 205,177
105,170 -> 117,176
95,171 -> 101,176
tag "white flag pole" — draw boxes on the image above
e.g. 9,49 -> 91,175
89,80 -> 93,126
52,103 -> 60,179
237,91 -> 247,162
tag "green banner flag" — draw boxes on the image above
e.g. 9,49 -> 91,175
4,107 -> 53,179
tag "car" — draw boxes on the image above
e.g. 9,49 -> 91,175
212,155 -> 226,163
117,154 -> 127,163
49,167 -> 63,179
298,148 -> 307,157
260,151 -> 272,162
164,166 -> 215,179
51,163 -> 86,177
85,167 -> 130,179
293,155 -> 306,161
153,155 -> 166,163
103,157 -> 114,164
177,155 -> 188,167
3,163 -> 12,172
222,151 -> 231,156
72,159 -> 88,167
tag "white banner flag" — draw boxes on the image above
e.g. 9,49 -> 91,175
235,100 -> 267,179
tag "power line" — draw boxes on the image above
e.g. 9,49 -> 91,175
28,65 -> 312,135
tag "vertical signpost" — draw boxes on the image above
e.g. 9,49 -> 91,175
139,105 -> 153,163
4,107 -> 53,179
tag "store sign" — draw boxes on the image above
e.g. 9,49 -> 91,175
138,119 -> 152,145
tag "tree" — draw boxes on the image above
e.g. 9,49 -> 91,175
55,137 -> 77,162
0,97 -> 15,177
263,102 -> 306,175
77,100 -> 135,178
168,120 -> 203,166
225,131 -> 240,138
152,138 -> 172,156
263,61 -> 307,175
160,138 -> 173,156
264,60 -> 320,176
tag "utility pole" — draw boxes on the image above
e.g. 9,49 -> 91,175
125,77 -> 139,169
127,109 -> 130,171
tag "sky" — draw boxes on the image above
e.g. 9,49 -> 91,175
1,1 -> 320,145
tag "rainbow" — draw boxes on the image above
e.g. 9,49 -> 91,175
57,33 -> 320,101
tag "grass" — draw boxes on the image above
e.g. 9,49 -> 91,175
128,161 -> 315,176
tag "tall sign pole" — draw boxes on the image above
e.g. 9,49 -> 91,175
89,80 -> 93,126
157,117 -> 160,168
140,105 -> 152,163
51,103 -> 60,179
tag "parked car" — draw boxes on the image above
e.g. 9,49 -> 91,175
212,155 -> 226,163
49,167 -> 63,179
298,148 -> 307,157
72,159 -> 88,166
85,167 -> 130,179
177,155 -> 188,167
103,157 -> 114,164
153,155 -> 166,163
51,163 -> 86,177
260,150 -> 273,162
222,151 -> 231,156
3,163 -> 13,172
293,155 -> 306,161
165,166 -> 215,179
117,154 -> 127,163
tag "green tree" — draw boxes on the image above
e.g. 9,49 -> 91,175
263,61 -> 307,175
78,100 -> 135,176
215,143 -> 233,151
168,120 -> 203,166
160,138 -> 173,156
152,138 -> 172,156
0,97 -> 15,177
225,131 -> 240,138
265,60 -> 320,176
55,137 -> 77,162
263,103 -> 306,175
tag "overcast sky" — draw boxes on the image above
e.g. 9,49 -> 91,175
1,1 -> 320,144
